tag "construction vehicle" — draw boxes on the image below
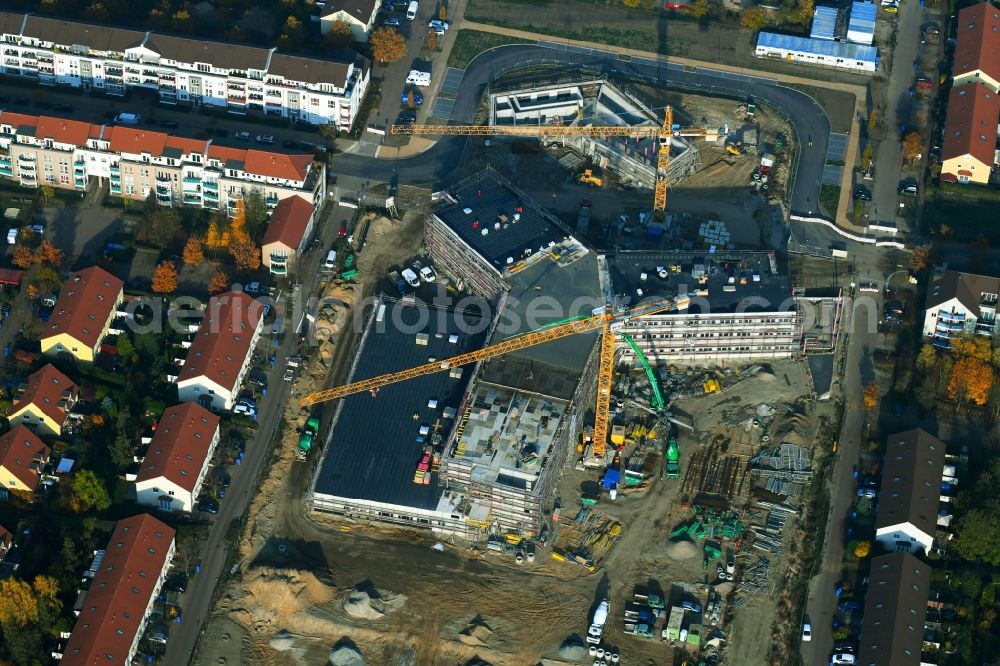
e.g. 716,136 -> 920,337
702,378 -> 721,394
301,299 -> 676,461
297,417 -> 319,461
665,437 -> 680,479
391,106 -> 720,221
587,599 -> 610,644
633,591 -> 666,610
725,141 -> 744,156
578,166 -> 604,187
620,333 -> 664,410
624,605 -> 657,637
664,606 -> 685,641
340,252 -> 358,280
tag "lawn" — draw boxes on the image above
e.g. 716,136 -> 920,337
924,183 -> 1000,242
447,29 -> 531,69
819,184 -> 841,218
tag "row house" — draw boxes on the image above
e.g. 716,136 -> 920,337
0,12 -> 370,130
0,111 -> 326,212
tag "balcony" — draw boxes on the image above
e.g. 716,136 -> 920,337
0,166 -> 12,176
203,180 -> 218,190
74,176 -> 86,188
937,310 -> 965,322
183,193 -> 202,204
203,189 -> 219,201
110,165 -> 120,174
105,67 -> 123,77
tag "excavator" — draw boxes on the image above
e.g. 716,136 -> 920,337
301,298 -> 676,460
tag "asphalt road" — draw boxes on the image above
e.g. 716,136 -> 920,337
162,219 -> 338,664
870,2 -> 924,231
802,295 -> 877,665
332,43 -> 831,215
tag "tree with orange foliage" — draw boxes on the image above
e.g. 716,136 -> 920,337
863,381 -> 878,411
151,261 -> 178,294
209,270 -> 229,294
370,27 -> 406,64
11,244 -> 34,269
740,7 -> 769,30
948,355 -> 994,406
0,578 -> 39,627
182,236 -> 204,265
910,244 -> 933,272
902,131 -> 923,161
34,240 -> 63,267
204,219 -> 222,249
427,29 -> 437,50
230,236 -> 261,271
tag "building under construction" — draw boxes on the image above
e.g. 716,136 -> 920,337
490,79 -> 701,188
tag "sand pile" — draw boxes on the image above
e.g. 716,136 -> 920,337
231,567 -> 336,632
269,629 -> 294,651
329,644 -> 366,666
665,540 -> 699,560
314,283 -> 358,369
557,636 -> 588,661
342,584 -> 406,621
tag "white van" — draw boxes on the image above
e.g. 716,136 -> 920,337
115,113 -> 141,125
406,70 -> 431,86
324,250 -> 337,270
406,0 -> 418,20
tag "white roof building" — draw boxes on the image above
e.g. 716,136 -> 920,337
811,6 -> 839,41
847,1 -> 877,45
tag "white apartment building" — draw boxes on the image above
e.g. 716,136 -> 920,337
922,268 -> 1000,347
0,110 -> 326,212
0,12 -> 370,130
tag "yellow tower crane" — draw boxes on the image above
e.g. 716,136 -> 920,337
392,106 -> 720,218
301,298 -> 674,459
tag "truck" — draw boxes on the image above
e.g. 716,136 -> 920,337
665,437 -> 680,479
587,599 -> 609,644
634,591 -> 666,610
663,606 -> 684,641
297,417 -> 319,461
388,270 -> 408,295
578,166 -> 604,187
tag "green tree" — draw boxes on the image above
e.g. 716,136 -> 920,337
40,185 -> 55,206
953,506 -> 1000,566
277,16 -> 305,50
68,469 -> 111,513
915,377 -> 937,410
116,334 -> 136,367
241,190 -> 269,239
740,7 -> 769,30
110,404 -> 134,469
689,0 -> 711,18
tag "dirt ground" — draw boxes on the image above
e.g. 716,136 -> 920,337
197,319 -> 828,666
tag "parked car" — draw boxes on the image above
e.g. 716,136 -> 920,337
681,600 -> 701,613
385,16 -> 401,26
898,182 -> 918,196
53,103 -> 74,113
159,120 -> 179,129
283,367 -> 296,382
428,19 -> 449,31
245,281 -> 261,295
419,265 -> 436,283
271,317 -> 284,335
233,402 -> 256,417
853,185 -> 872,201
832,654 -> 856,665
30,224 -> 44,235
255,134 -> 275,144
801,621 -> 811,642
197,497 -> 219,514
282,139 -> 298,149
914,77 -> 933,89
400,89 -> 424,106
249,368 -> 268,389
401,267 -> 420,288
7,228 -> 18,244
164,574 -> 189,592
397,110 -> 416,126
235,131 -> 251,140
858,280 -> 879,293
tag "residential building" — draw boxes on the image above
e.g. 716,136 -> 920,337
921,268 -> 1000,346
875,429 -> 946,555
321,0 -> 380,42
0,425 -> 51,498
134,403 -> 221,512
0,12 -> 370,129
61,514 -> 175,666
0,111 -> 326,211
755,32 -> 879,72
940,83 -> 1000,184
261,194 -> 319,275
857,552 -> 931,665
40,265 -> 123,362
8,364 -> 79,437
176,291 -> 264,410
952,2 -> 1000,93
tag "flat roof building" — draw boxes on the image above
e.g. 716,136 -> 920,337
810,6 -> 839,40
310,298 -> 492,537
875,429 -> 946,555
755,32 -> 878,72
847,1 -> 877,45
857,552 -> 931,665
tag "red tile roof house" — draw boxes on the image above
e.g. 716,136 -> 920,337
134,403 -> 221,512
8,364 -> 79,437
40,266 -> 124,363
952,2 -> 1000,94
0,425 -> 52,500
260,195 -> 319,275
60,514 -> 175,666
176,291 -> 265,411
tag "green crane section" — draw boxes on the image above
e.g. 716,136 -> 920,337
620,333 -> 665,411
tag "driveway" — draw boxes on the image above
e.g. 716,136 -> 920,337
162,208 -> 340,664
869,4 -> 924,231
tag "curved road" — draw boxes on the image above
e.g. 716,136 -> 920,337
333,44 -> 831,216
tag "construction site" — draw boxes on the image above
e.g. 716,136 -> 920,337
194,87 -> 843,666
